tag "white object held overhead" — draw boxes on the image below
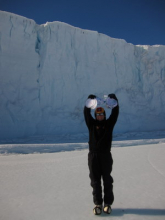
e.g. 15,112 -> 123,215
96,97 -> 104,106
85,96 -> 118,109
106,97 -> 118,109
85,98 -> 97,109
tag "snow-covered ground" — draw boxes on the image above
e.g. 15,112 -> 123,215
0,132 -> 165,220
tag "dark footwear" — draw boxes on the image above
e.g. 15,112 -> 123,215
103,204 -> 112,214
93,205 -> 102,215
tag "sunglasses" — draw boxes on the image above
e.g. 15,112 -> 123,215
96,113 -> 104,116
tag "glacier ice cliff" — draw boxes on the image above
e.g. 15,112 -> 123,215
0,11 -> 165,140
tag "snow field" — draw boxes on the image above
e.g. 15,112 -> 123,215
0,143 -> 165,220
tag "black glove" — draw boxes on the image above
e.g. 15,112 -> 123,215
88,94 -> 96,99
108,94 -> 118,101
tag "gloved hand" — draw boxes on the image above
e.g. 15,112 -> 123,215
108,94 -> 118,101
86,94 -> 97,109
88,94 -> 96,99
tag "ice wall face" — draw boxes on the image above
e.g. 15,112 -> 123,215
0,11 -> 165,140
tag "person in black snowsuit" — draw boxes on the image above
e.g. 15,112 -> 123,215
84,94 -> 119,215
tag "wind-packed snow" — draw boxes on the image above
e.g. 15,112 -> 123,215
0,11 -> 165,140
0,139 -> 165,220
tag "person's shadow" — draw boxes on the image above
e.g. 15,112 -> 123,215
102,208 -> 165,217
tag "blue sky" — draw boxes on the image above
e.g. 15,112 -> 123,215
1,0 -> 165,45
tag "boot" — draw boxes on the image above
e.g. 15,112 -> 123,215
93,205 -> 102,215
103,204 -> 112,214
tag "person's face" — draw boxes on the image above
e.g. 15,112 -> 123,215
96,113 -> 105,121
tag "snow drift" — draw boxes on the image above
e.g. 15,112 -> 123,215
0,11 -> 165,140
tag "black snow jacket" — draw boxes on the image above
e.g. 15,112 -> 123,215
84,105 -> 119,153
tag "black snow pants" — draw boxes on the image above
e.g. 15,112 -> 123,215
88,151 -> 114,205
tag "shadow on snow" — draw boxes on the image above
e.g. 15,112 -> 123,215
111,208 -> 165,216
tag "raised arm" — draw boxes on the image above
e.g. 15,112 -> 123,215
83,95 -> 96,129
106,94 -> 119,129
